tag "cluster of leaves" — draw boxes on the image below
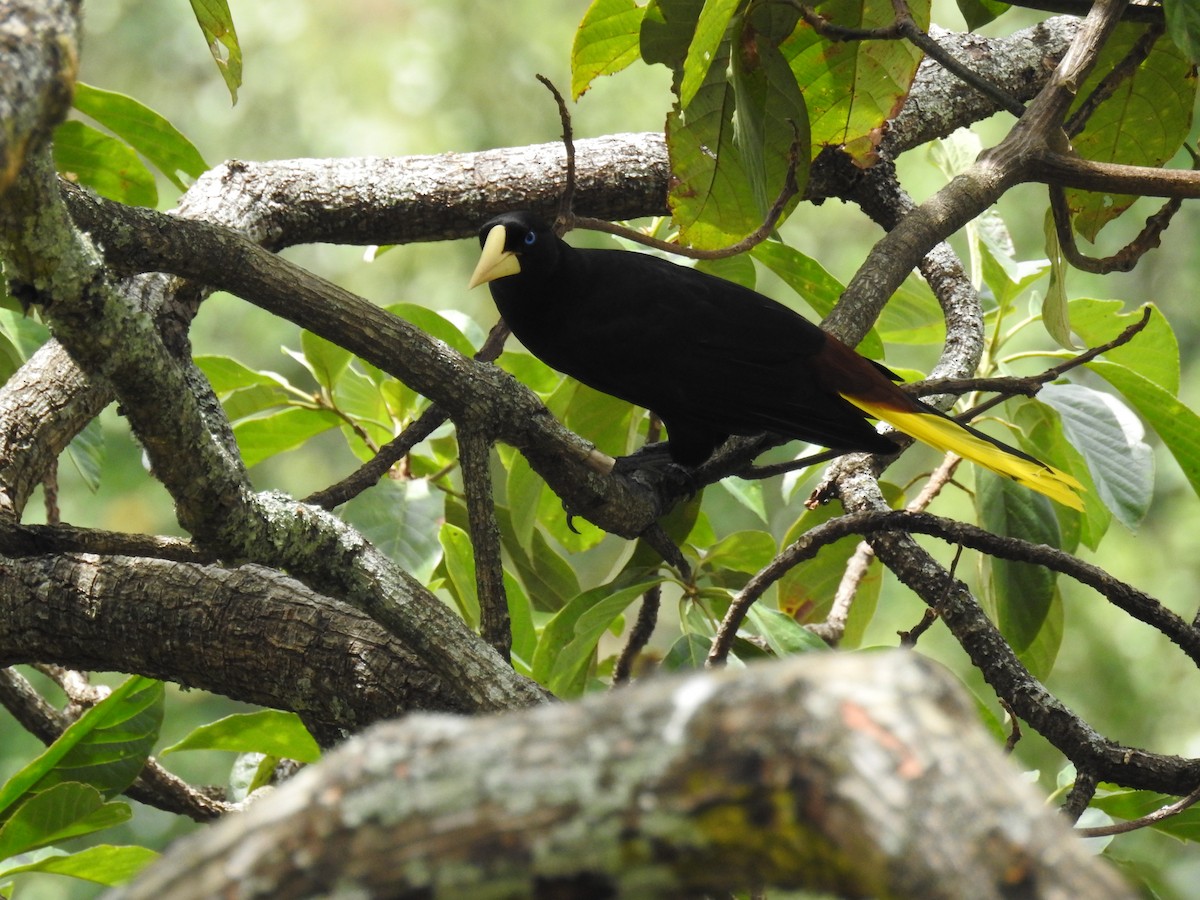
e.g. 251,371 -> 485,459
0,673 -> 317,896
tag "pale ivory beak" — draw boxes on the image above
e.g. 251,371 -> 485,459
468,225 -> 521,288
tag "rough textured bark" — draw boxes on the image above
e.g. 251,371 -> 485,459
106,652 -> 1133,900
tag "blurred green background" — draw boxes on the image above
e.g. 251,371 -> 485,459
5,0 -> 1200,896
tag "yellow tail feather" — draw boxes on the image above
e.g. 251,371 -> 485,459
840,395 -> 1085,511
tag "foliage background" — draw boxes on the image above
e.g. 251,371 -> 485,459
5,0 -> 1200,895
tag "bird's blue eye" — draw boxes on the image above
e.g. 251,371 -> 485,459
523,231 -> 537,246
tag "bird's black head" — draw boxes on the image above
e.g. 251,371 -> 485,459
467,211 -> 561,290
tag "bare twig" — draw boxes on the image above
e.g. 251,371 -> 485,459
458,427 -> 510,660
1076,780 -> 1200,837
535,74 -> 577,235
998,698 -> 1022,753
305,321 -> 511,510
613,585 -> 662,685
706,508 -> 1200,668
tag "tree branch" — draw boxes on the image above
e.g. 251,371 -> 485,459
107,652 -> 1134,900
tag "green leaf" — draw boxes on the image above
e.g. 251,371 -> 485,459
52,121 -> 156,208
564,382 -> 637,458
703,530 -> 777,575
572,0 -> 647,99
0,784 -> 131,860
1067,24 -> 1196,240
505,453 -> 545,550
438,523 -> 480,628
64,417 -> 104,494
1039,383 -> 1153,531
778,483 -> 898,647
0,844 -> 157,886
341,479 -> 445,581
751,240 -> 885,358
731,5 -> 809,222
233,407 -> 341,467
782,0 -> 928,163
72,83 -> 208,190
161,711 -> 320,763
977,473 -> 1063,678
195,354 -> 289,396
679,0 -> 741,109
495,506 -> 581,612
744,605 -> 828,656
534,580 -> 661,697
666,38 -> 759,248
1068,300 -> 1178,396
1090,360 -> 1200,502
640,0 -> 702,74
718,478 -> 768,524
1041,209 -> 1076,349
505,571 -> 538,669
0,677 -> 162,820
661,632 -> 713,670
957,0 -> 1008,30
386,303 -> 476,358
300,330 -> 353,392
1165,0 -> 1200,63
189,0 -> 243,103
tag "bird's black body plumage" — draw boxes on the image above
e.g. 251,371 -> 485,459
475,211 -> 900,466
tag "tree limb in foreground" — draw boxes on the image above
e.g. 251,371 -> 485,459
106,651 -> 1133,900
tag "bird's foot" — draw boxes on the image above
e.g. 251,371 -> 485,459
612,443 -> 698,499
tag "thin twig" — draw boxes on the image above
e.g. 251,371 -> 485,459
1076,779 -> 1200,837
998,697 -> 1022,753
707,508 -> 1200,667
458,427 -> 510,660
535,74 -> 576,235
305,321 -> 511,510
613,585 -> 662,685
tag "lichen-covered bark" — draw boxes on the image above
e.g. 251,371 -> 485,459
107,652 -> 1132,900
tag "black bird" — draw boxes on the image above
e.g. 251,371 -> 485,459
469,211 -> 1082,509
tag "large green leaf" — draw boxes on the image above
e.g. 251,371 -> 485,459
233,407 -> 340,467
640,0 -> 703,76
782,0 -> 928,163
1068,300 -> 1178,396
161,711 -> 320,763
0,677 -> 163,820
572,0 -> 647,99
341,478 -> 445,581
1039,383 -> 1153,531
53,121 -> 157,208
299,330 -> 353,392
72,83 -> 207,190
438,523 -> 480,628
0,784 -> 130,860
0,844 -> 157,887
679,0 -> 741,108
731,8 -> 809,226
533,580 -> 661,697
977,473 -> 1063,679
666,38 -> 759,247
957,0 -> 1008,30
1091,789 -> 1200,841
1165,0 -> 1200,63
189,0 -> 243,103
1067,24 -> 1196,240
744,605 -> 828,656
1090,360 -> 1200,502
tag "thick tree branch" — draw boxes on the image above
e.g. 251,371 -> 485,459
108,652 -> 1134,900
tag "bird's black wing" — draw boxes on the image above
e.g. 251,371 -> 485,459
515,247 -> 893,454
